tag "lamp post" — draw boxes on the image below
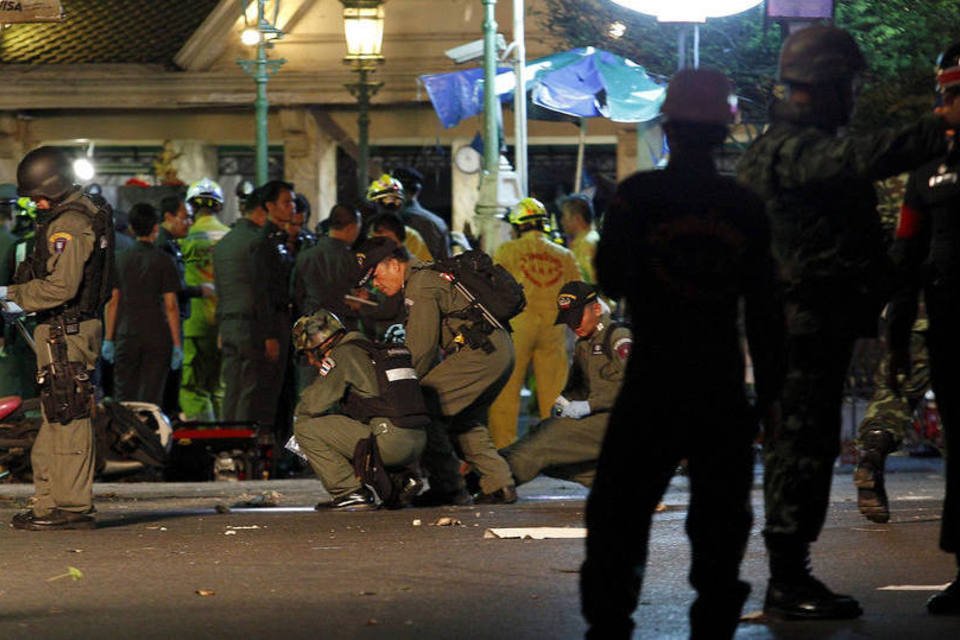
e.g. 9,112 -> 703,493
237,0 -> 285,185
473,0 -> 502,254
341,0 -> 386,195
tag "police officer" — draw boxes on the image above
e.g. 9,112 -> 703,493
1,194 -> 39,398
737,25 -> 960,620
501,281 -> 630,488
559,195 -> 600,284
393,166 -> 451,260
357,237 -> 516,505
213,183 -> 280,427
288,193 -> 318,256
489,198 -> 582,448
2,146 -> 115,530
179,178 -> 229,421
583,69 -> 785,639
292,309 -> 427,510
885,41 -> 960,615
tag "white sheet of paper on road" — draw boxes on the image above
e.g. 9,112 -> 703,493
484,527 -> 587,540
877,583 -> 952,591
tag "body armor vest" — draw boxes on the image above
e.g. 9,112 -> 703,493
341,340 -> 429,429
16,191 -> 115,322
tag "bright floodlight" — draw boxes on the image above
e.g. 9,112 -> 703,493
610,0 -> 763,22
73,157 -> 95,182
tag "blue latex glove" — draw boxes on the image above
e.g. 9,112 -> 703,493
171,345 -> 184,370
101,339 -> 116,363
1,299 -> 24,324
0,285 -> 7,299
560,400 -> 591,420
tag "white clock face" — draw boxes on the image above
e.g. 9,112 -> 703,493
454,145 -> 482,174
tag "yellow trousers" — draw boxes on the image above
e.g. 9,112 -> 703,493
488,308 -> 569,448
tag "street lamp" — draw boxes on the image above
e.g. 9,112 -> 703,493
237,0 -> 286,185
341,0 -> 386,194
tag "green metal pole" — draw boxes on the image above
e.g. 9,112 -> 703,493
357,67 -> 371,195
255,39 -> 270,185
475,0 -> 502,254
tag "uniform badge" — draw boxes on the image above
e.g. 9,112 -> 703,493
439,272 -> 455,282
613,337 -> 633,361
49,231 -> 73,254
592,344 -> 603,355
319,356 -> 336,377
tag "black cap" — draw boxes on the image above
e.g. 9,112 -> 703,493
392,166 -> 423,189
355,236 -> 402,287
555,281 -> 599,328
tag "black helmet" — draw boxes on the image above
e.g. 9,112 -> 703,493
937,42 -> 960,93
17,146 -> 73,202
779,25 -> 866,86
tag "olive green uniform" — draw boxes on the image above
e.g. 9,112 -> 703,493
213,218 -> 277,425
293,332 -> 426,498
6,191 -> 105,516
403,264 -> 515,495
502,316 -> 630,487
179,212 -> 229,420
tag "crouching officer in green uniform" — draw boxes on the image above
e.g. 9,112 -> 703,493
292,309 -> 427,510
2,146 -> 114,531
357,237 -> 516,506
501,282 -> 630,488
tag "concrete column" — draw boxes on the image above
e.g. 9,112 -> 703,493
280,108 -> 336,231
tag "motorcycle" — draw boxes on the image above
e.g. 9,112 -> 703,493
0,395 -> 172,482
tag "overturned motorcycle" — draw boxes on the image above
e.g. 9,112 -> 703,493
0,395 -> 172,482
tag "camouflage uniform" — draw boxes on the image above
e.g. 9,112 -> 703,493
737,104 -> 950,553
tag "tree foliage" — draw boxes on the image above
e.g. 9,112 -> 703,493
535,0 -> 960,130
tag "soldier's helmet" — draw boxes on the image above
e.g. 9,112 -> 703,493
937,42 -> 960,94
17,146 -> 74,202
186,178 -> 224,213
661,68 -> 737,125
507,197 -> 548,227
778,25 -> 866,86
366,174 -> 404,208
292,309 -> 346,354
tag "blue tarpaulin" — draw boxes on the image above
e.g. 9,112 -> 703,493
419,47 -> 665,128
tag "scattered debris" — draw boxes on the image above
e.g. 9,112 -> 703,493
878,583 -> 952,591
432,517 -> 463,527
358,590 -> 376,596
365,618 -> 379,626
145,526 -> 167,531
66,549 -> 83,554
214,504 -> 231,514
46,567 -> 84,582
195,589 -> 216,597
225,525 -> 261,530
484,527 -> 587,540
412,519 -> 422,527
230,491 -> 282,508
224,530 -> 237,536
655,502 -> 667,513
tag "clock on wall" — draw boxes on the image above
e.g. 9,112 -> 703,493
453,145 -> 482,174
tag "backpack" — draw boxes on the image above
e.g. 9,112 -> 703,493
429,249 -> 526,330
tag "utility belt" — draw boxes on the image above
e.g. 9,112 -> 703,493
36,308 -> 97,330
36,316 -> 95,425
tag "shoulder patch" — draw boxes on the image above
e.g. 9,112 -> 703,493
592,344 -> 604,355
318,356 -> 336,377
49,231 -> 73,254
613,337 -> 632,361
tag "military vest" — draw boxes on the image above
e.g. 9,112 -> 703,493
341,340 -> 430,429
16,191 -> 115,322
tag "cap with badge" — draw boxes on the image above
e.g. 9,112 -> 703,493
555,281 -> 599,328
355,237 -> 401,287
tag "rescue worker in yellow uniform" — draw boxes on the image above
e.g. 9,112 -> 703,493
3,146 -> 114,530
366,175 -> 433,263
488,197 -> 583,447
179,178 -> 228,421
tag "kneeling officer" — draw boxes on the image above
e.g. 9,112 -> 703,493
292,309 -> 427,510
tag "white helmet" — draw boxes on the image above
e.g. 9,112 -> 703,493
186,178 -> 224,213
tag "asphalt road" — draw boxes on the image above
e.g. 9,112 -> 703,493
0,459 -> 954,640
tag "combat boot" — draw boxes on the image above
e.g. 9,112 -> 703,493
765,539 -> 862,620
11,509 -> 96,531
854,428 -> 899,524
